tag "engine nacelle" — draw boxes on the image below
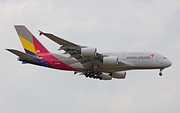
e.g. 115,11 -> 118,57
81,48 -> 97,57
103,56 -> 118,65
111,71 -> 126,79
99,73 -> 112,80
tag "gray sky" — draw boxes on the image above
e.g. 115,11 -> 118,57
0,0 -> 180,113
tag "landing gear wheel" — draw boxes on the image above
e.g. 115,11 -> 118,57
83,69 -> 101,80
159,68 -> 163,76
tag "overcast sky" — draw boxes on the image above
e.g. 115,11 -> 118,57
0,0 -> 180,113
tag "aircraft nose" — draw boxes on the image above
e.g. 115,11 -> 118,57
166,59 -> 172,67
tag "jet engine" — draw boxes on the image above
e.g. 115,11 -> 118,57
103,56 -> 118,65
111,71 -> 126,79
81,48 -> 97,57
99,73 -> 112,80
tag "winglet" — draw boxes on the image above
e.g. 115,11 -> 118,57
38,30 -> 44,36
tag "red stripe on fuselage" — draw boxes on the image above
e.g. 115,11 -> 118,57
32,35 -> 75,71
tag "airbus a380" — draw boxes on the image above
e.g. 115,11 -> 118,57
6,25 -> 172,80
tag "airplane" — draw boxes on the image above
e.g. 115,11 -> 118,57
6,25 -> 172,80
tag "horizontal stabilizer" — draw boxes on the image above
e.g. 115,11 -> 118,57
6,49 -> 41,60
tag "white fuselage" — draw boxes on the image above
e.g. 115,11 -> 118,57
64,52 -> 172,72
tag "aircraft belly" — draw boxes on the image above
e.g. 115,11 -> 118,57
97,64 -> 133,72
69,62 -> 85,71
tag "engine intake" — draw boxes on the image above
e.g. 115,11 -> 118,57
103,56 -> 118,65
81,48 -> 97,57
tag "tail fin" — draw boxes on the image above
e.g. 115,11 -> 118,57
14,25 -> 49,56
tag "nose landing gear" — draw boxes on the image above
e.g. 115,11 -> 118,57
159,68 -> 163,76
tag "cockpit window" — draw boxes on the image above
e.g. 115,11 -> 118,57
163,57 -> 167,59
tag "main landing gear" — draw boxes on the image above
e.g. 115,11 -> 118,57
159,68 -> 163,76
83,70 -> 102,80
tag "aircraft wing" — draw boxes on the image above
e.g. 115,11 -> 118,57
6,49 -> 41,60
39,31 -> 105,69
39,31 -> 130,69
39,30 -> 79,47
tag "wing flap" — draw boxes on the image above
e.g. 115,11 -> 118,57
6,49 -> 41,60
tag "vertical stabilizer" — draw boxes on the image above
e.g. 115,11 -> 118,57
14,25 -> 49,56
